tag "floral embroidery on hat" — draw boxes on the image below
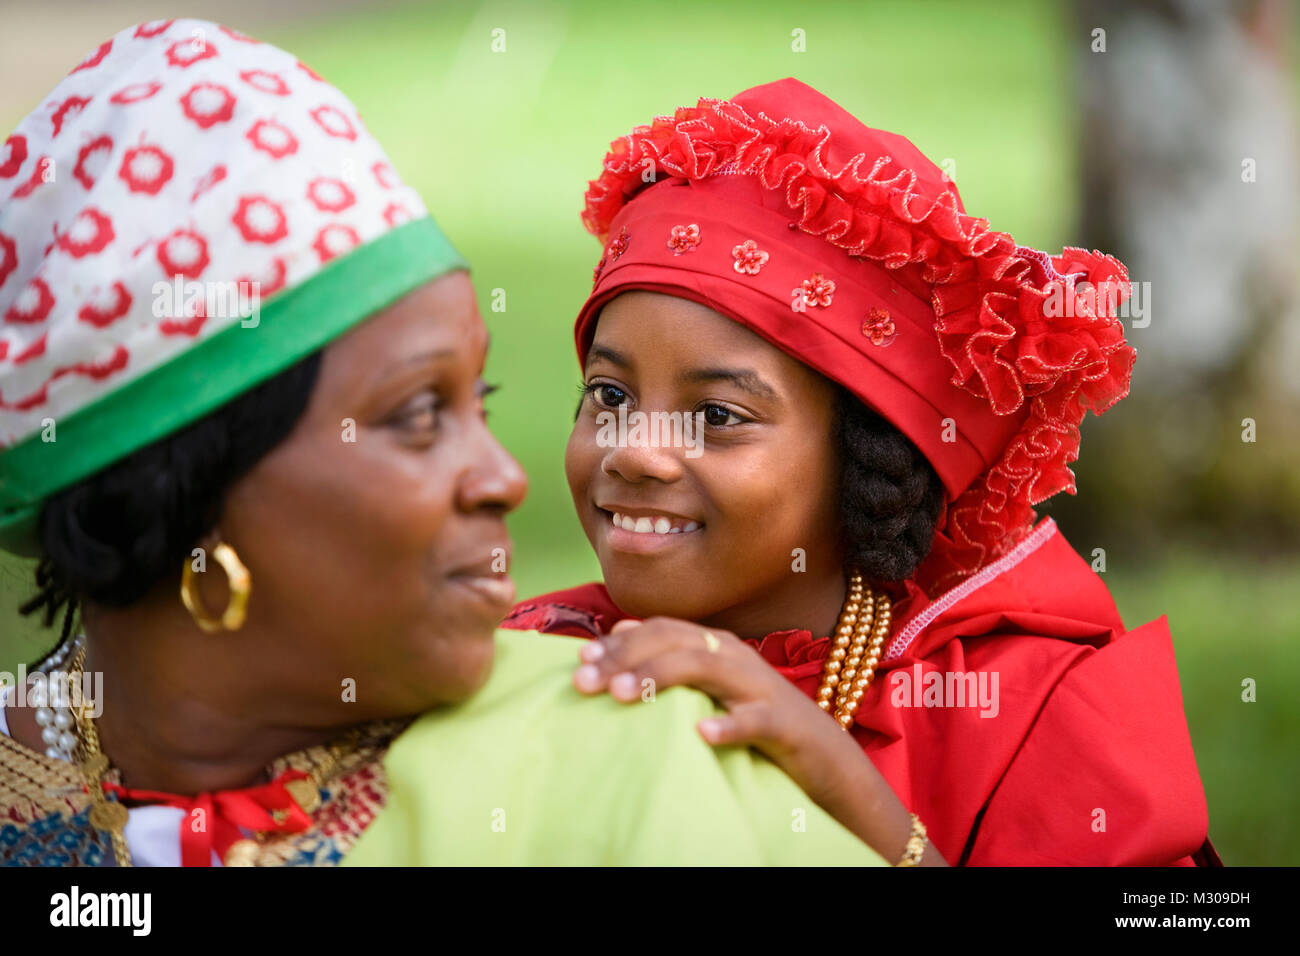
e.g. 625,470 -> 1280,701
372,161 -> 397,189
0,233 -> 17,286
310,105 -> 357,141
861,307 -> 896,346
800,272 -> 835,308
232,195 -> 289,244
240,70 -> 290,96
313,223 -> 361,263
1,135 -> 28,178
110,82 -> 163,105
306,177 -> 356,213
180,83 -> 236,129
134,20 -> 174,39
11,157 -> 53,200
78,282 -> 133,328
732,239 -> 768,275
57,207 -> 115,258
119,140 -> 175,195
4,277 -> 55,323
73,136 -> 113,190
11,331 -> 45,363
238,256 -> 288,297
607,227 -> 630,263
50,96 -> 91,138
190,163 -> 227,201
72,41 -> 113,74
382,202 -> 414,228
245,118 -> 298,159
593,228 -> 631,288
155,227 -> 209,278
667,223 -> 700,255
165,38 -> 218,69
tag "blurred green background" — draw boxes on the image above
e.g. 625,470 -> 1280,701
1,0 -> 1296,865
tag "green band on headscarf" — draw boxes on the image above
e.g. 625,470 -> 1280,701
0,216 -> 467,558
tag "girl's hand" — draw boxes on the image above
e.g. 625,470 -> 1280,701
572,616 -> 946,865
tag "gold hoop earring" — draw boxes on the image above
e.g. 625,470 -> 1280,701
180,541 -> 251,633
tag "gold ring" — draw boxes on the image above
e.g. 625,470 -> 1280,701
702,631 -> 721,653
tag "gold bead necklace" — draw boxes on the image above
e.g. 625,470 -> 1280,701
814,570 -> 892,730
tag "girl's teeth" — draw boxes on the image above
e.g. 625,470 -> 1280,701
608,511 -> 702,535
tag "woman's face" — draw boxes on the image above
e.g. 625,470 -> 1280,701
566,291 -> 845,631
212,271 -> 527,720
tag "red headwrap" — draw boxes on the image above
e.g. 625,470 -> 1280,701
576,78 -> 1135,595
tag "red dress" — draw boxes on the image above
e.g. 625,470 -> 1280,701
503,518 -> 1220,866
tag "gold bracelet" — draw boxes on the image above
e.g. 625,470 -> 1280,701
895,813 -> 927,867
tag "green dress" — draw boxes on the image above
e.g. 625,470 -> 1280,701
345,629 -> 885,866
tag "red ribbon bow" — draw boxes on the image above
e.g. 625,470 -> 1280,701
103,769 -> 316,866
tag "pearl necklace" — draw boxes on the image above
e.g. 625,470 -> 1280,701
28,633 -> 86,762
814,570 -> 892,729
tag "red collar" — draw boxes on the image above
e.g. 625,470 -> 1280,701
103,768 -> 316,866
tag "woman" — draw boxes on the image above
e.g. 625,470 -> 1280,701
506,78 -> 1220,866
0,24 -> 884,867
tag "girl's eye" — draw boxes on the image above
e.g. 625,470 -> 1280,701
586,383 -> 628,407
701,403 -> 745,427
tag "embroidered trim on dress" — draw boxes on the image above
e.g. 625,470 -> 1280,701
882,518 -> 1058,662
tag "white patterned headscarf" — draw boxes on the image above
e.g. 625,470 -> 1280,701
0,19 -> 466,555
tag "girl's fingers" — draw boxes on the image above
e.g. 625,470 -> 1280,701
698,700 -> 787,750
604,648 -> 748,704
578,618 -> 738,678
573,663 -> 605,693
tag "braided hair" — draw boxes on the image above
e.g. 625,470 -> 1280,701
18,351 -> 323,648
835,386 -> 945,582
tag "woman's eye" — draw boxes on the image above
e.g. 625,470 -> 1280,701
393,392 -> 440,431
702,404 -> 744,427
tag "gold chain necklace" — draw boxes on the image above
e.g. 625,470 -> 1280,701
64,645 -> 131,867
62,644 -> 362,867
814,570 -> 892,729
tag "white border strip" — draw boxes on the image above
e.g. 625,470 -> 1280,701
883,518 -> 1059,662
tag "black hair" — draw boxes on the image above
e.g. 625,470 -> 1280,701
835,386 -> 945,582
19,351 -> 323,645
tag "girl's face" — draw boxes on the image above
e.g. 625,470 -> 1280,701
566,291 -> 846,634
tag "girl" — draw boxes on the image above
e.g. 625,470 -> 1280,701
507,78 -> 1219,867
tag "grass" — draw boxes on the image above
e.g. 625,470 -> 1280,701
1107,552 -> 1300,867
1,0 -> 1295,865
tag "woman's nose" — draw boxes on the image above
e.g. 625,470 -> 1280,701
458,427 -> 528,514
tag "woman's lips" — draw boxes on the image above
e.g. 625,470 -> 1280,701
598,507 -> 704,555
447,573 -> 517,610
446,548 -> 515,611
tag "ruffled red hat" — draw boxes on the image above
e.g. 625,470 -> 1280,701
576,78 -> 1135,596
